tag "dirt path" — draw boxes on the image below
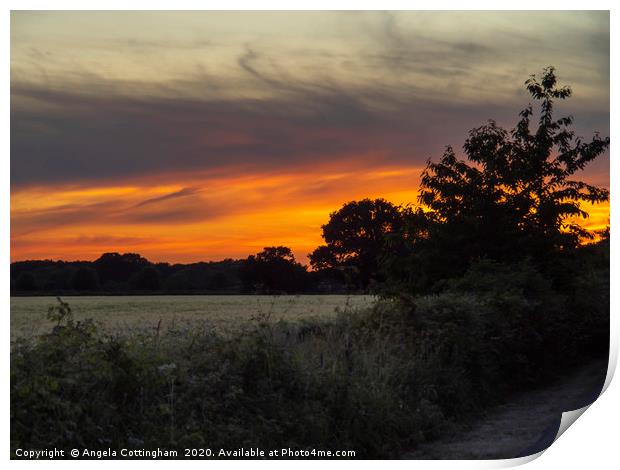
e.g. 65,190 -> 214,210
403,358 -> 609,459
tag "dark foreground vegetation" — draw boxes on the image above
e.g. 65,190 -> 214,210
11,242 -> 608,458
11,68 -> 610,458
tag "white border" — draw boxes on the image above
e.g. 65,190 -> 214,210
3,2 -> 617,469
0,1 -> 617,10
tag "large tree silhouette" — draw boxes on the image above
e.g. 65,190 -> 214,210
94,252 -> 150,286
309,198 -> 403,289
417,67 -> 608,264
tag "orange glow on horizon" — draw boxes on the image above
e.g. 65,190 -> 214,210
10,164 -> 609,264
10,165 -> 424,264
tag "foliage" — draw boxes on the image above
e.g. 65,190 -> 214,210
309,198 -> 403,289
131,266 -> 163,291
240,246 -> 310,294
11,250 -> 349,295
15,271 -> 37,291
381,67 -> 609,292
95,253 -> 151,285
11,255 -> 299,295
71,267 -> 100,291
421,67 -> 607,253
46,296 -> 74,326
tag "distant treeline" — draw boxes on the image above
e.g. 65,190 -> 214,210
10,250 -> 352,296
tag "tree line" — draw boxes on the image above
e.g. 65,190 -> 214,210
10,249 -> 350,295
11,68 -> 609,296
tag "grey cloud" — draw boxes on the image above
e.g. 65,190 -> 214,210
11,235 -> 155,249
11,69 -> 608,190
11,12 -> 609,190
119,38 -> 214,51
134,187 -> 199,208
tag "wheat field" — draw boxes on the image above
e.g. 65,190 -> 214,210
10,295 -> 376,340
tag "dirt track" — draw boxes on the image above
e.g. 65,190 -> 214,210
403,358 -> 609,459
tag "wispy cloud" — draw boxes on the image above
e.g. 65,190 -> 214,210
134,187 -> 200,208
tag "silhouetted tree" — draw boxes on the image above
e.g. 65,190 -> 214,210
380,207 -> 433,292
70,267 -> 100,291
131,266 -> 162,291
163,269 -> 191,292
309,198 -> 403,289
307,245 -> 338,271
387,67 -> 609,291
208,272 -> 230,290
421,67 -> 608,253
15,272 -> 37,291
11,255 -> 246,294
241,246 -> 308,293
94,252 -> 150,286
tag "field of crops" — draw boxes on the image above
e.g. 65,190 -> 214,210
10,295 -> 376,340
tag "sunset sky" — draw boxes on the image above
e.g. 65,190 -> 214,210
11,11 -> 610,263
